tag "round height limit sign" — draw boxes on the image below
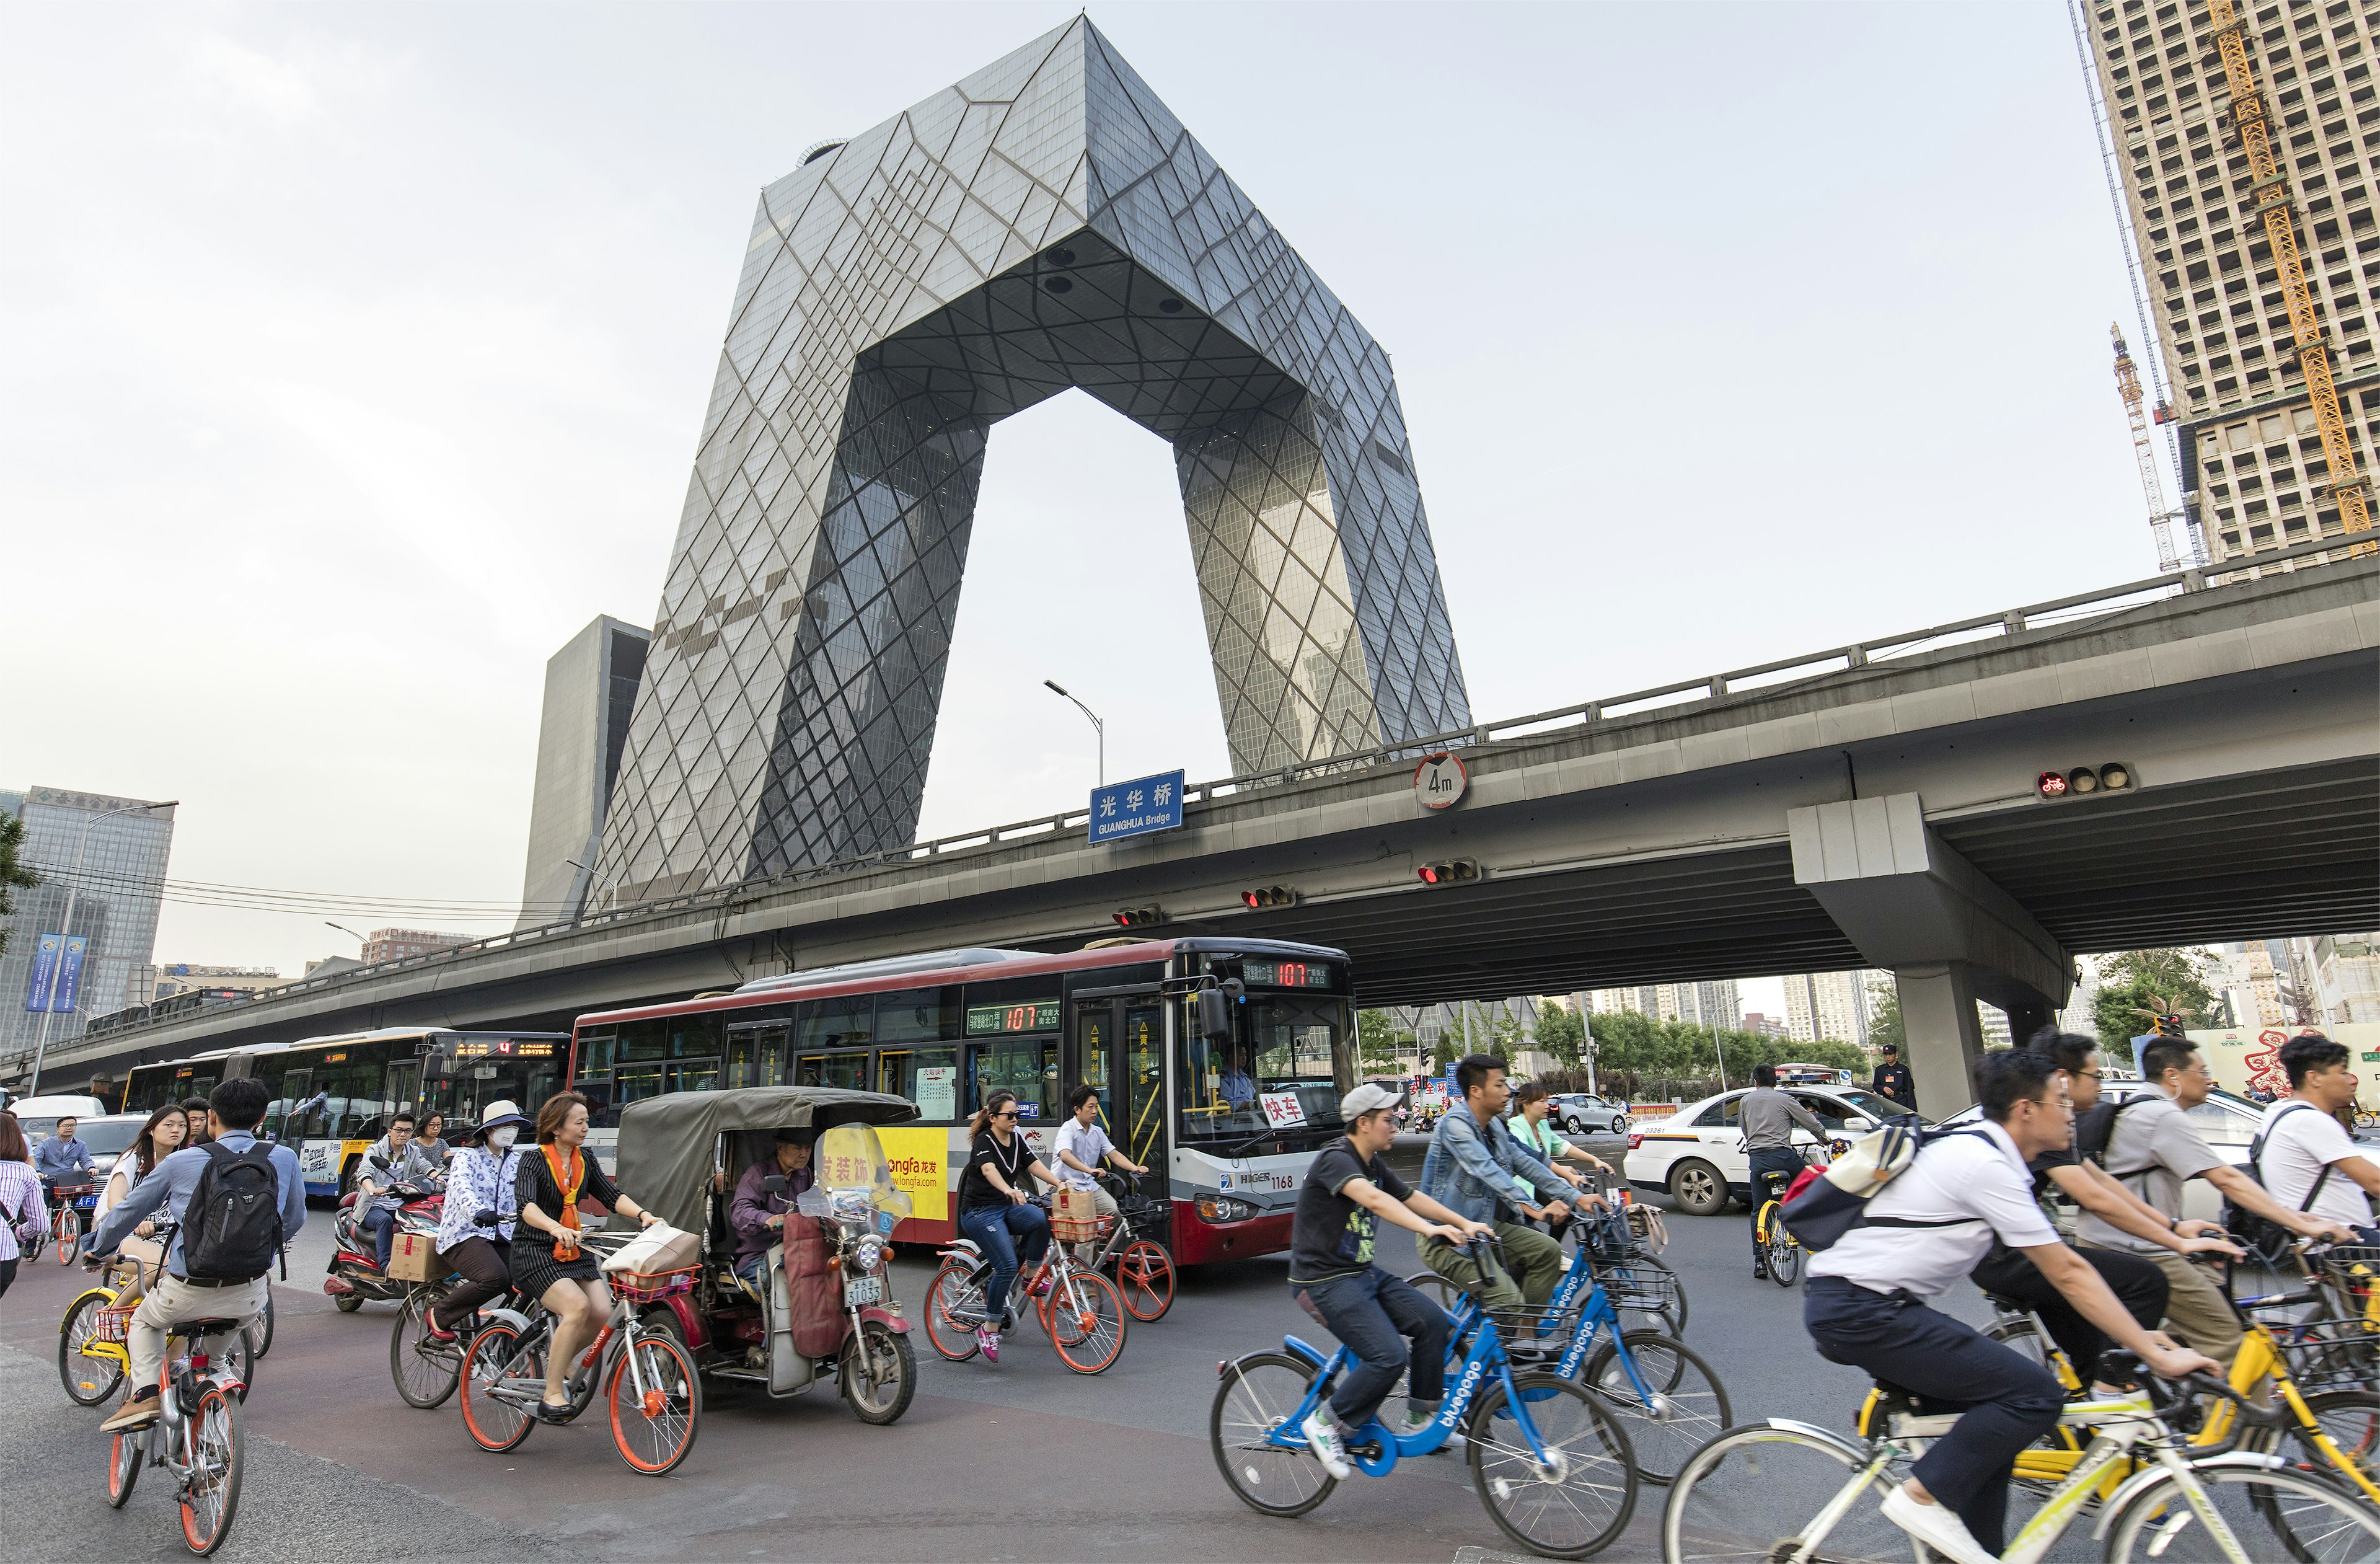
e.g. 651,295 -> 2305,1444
1414,751 -> 1466,810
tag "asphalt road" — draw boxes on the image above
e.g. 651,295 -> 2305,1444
1,1131 -> 2040,1564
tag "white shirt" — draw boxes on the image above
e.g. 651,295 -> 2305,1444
1808,1120 -> 2060,1297
2259,1100 -> 2376,1230
1053,1119 -> 1114,1191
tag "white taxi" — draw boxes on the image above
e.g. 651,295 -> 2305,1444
1623,1085 -> 1919,1216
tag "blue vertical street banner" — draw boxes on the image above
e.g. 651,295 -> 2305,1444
51,935 -> 88,1013
24,934 -> 61,1012
1089,769 -> 1186,844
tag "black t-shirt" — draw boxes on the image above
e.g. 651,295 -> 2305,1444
959,1130 -> 1031,1213
2024,1141 -> 2078,1204
1289,1140 -> 1411,1286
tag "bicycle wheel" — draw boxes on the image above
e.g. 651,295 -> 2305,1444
842,1318 -> 916,1426
1210,1350 -> 1336,1518
391,1292 -> 461,1409
607,1332 -> 700,1476
213,1327 -> 254,1401
245,1290 -> 274,1359
1114,1240 -> 1175,1322
178,1384 -> 244,1556
2254,1389 -> 2380,1563
1580,1331 -> 1732,1485
459,1323 -> 539,1453
1758,1207 -> 1800,1288
922,1262 -> 985,1362
1405,1270 -> 1467,1316
60,1292 -> 126,1405
56,1208 -> 82,1265
1663,1421 -> 1909,1564
2108,1462 -> 2380,1564
1048,1270 -> 1127,1374
1465,1371 -> 1637,1559
106,1423 -> 146,1508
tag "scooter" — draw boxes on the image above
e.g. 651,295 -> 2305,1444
327,1179 -> 444,1312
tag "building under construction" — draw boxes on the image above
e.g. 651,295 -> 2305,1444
2082,0 -> 2378,575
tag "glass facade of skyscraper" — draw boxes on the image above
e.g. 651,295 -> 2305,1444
590,17 -> 1471,906
0,787 -> 175,1053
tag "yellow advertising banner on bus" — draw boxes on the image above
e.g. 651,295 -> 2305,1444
2188,1023 -> 2380,1100
876,1126 -> 950,1222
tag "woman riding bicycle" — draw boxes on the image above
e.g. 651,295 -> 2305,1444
90,1104 -> 192,1306
0,1113 -> 39,1300
424,1100 -> 531,1343
509,1092 -> 660,1422
957,1089 -> 1060,1363
1506,1082 -> 1611,1241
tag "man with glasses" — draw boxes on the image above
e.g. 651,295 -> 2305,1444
2078,1035 -> 2359,1371
1969,1033 -> 2239,1394
355,1111 -> 435,1273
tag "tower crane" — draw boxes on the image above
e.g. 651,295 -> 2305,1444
2111,323 -> 2191,569
2207,0 -> 2373,554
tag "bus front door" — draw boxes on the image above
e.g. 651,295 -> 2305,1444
1069,997 -> 1168,1198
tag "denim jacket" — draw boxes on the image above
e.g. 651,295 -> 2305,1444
1419,1101 -> 1569,1224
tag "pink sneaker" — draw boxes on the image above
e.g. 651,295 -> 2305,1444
977,1327 -> 1001,1363
1028,1275 -> 1051,1299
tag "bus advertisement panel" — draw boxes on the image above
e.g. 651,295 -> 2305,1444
569,938 -> 1355,1264
123,1028 -> 570,1198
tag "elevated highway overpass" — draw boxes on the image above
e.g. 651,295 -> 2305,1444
17,546 -> 2378,1121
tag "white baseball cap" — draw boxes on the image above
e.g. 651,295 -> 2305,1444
1340,1082 -> 1404,1121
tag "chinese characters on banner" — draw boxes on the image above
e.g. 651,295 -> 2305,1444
1259,1090 -> 1308,1129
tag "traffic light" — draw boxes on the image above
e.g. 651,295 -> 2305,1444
1239,885 -> 1300,909
1416,859 -> 1479,886
1113,906 -> 1165,927
2037,763 -> 2135,801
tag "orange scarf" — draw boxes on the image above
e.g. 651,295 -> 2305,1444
543,1144 -> 584,1232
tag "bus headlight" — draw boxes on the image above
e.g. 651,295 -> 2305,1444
1196,1195 -> 1257,1224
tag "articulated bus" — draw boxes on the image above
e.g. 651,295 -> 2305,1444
122,1028 -> 570,1199
568,938 -> 1355,1263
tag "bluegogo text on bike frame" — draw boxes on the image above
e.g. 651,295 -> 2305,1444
1089,770 -> 1185,844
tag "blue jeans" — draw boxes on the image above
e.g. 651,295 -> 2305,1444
364,1208 -> 397,1271
1805,1276 -> 2063,1556
959,1201 -> 1049,1320
736,1252 -> 767,1287
1298,1266 -> 1450,1431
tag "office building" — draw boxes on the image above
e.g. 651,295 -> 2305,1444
518,616 -> 651,927
589,17 -> 1471,906
1783,968 -> 1883,1048
1742,1011 -> 1791,1040
360,929 -> 474,965
2293,930 -> 2380,1025
2208,939 -> 2290,1025
2084,0 -> 2379,573
0,786 -> 175,1052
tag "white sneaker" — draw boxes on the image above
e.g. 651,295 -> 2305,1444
1301,1408 -> 1352,1479
1879,1487 -> 1997,1564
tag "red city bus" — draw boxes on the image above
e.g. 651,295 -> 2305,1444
567,938 -> 1355,1263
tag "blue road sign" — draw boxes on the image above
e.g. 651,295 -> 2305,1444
1090,769 -> 1186,845
51,936 -> 87,1013
24,934 -> 61,1012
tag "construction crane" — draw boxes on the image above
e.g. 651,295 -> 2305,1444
2208,0 -> 2373,555
2110,324 -> 2189,569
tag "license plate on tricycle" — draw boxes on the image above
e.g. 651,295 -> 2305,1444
844,1273 -> 883,1307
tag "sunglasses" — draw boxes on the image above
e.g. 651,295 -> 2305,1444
994,1109 -> 1020,1120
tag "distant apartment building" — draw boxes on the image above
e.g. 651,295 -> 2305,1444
2209,939 -> 2290,1025
1742,1011 -> 1792,1039
2297,930 -> 2380,1024
361,929 -> 475,965
0,785 -> 175,1051
518,616 -> 651,927
1783,969 -> 1881,1048
2084,0 -> 2380,575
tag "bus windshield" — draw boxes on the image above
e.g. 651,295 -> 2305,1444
1178,989 -> 1354,1146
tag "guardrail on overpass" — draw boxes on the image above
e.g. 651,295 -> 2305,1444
9,532 -> 2372,1082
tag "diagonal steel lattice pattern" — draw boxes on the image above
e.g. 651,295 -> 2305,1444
591,17 -> 1471,905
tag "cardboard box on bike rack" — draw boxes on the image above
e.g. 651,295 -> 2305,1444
1052,1185 -> 1102,1242
387,1229 -> 439,1283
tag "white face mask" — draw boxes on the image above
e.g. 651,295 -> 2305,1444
486,1126 -> 518,1151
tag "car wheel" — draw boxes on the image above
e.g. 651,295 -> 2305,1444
1668,1159 -> 1729,1217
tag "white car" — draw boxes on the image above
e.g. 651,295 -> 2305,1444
1623,1085 -> 1919,1216
6,1092 -> 113,1146
1933,1084 -> 2264,1226
1551,1093 -> 1632,1136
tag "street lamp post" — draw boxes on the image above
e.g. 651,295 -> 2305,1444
27,799 -> 177,1097
1042,679 -> 1104,788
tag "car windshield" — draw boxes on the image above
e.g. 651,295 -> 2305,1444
1178,990 -> 1354,1144
76,1120 -> 144,1157
1827,1089 -> 1907,1120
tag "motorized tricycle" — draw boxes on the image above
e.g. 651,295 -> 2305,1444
327,1175 -> 444,1311
608,1085 -> 918,1424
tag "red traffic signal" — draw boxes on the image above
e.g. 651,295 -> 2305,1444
1239,885 -> 1299,909
1417,859 -> 1479,886
1113,906 -> 1164,927
2038,763 -> 2135,802
2037,771 -> 2068,798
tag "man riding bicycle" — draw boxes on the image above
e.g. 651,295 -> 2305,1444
1804,1048 -> 2216,1564
1742,1064 -> 1825,1280
33,1113 -> 94,1196
1288,1082 -> 1491,1479
1416,1054 -> 1587,1313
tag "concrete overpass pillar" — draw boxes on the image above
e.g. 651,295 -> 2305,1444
1789,793 -> 2072,1123
2003,996 -> 2058,1050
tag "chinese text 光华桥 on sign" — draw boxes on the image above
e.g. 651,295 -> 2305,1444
1089,770 -> 1186,845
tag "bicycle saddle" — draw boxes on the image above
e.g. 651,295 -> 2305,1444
177,1318 -> 249,1337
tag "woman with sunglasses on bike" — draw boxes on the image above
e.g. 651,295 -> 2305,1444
958,1089 -> 1060,1362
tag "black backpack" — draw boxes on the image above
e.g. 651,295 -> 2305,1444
2074,1095 -> 2148,1174
2223,1102 -> 2334,1258
182,1141 -> 286,1283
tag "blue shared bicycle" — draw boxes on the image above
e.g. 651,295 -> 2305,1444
1408,1204 -> 1730,1483
1211,1236 -> 1639,1559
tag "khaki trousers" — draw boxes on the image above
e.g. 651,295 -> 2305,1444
2082,1240 -> 2242,1372
128,1273 -> 268,1394
1416,1221 -> 1565,1315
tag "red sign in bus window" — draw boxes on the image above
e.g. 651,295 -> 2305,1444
964,1001 -> 1060,1035
1241,960 -> 1333,989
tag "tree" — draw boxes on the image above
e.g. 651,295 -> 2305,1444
1356,1009 -> 1414,1076
1533,1001 -> 1586,1070
0,814 -> 33,958
2091,948 -> 2218,1058
1866,977 -> 1905,1056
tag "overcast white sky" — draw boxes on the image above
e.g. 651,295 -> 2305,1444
1,2 -> 2157,1014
